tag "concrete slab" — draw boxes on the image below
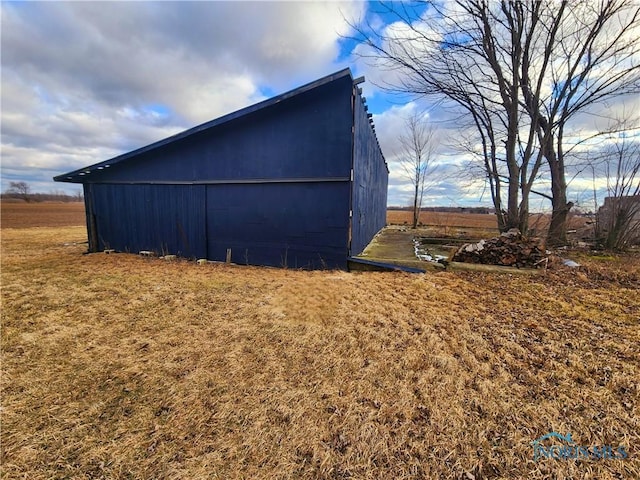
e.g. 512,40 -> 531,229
356,226 -> 542,275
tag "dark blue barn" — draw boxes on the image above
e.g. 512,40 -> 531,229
54,69 -> 388,270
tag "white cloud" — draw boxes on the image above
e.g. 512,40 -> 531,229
1,1 -> 365,193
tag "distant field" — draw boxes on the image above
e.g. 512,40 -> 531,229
1,202 -> 85,228
387,210 -> 499,230
2,206 -> 639,479
388,210 -> 593,241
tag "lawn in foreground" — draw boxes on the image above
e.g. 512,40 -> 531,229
1,226 -> 639,479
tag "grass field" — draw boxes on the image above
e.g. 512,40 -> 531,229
2,204 -> 639,479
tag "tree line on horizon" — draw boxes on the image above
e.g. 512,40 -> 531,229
2,181 -> 83,203
388,206 -> 495,214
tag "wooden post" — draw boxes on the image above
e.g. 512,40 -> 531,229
226,248 -> 232,263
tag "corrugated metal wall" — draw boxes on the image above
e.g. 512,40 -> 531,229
350,90 -> 389,256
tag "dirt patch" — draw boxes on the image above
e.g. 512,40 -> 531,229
1,202 -> 85,228
2,224 -> 639,479
388,210 -> 596,245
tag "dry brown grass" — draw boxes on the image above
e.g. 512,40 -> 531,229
2,212 -> 639,479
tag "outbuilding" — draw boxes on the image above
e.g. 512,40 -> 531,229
54,69 -> 388,269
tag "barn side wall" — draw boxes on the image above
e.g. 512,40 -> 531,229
82,75 -> 356,269
87,182 -> 350,269
350,92 -> 388,256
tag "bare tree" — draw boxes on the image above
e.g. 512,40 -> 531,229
517,0 -> 640,245
397,111 -> 438,228
596,136 -> 640,250
350,1 -> 547,233
350,0 -> 640,244
7,181 -> 31,202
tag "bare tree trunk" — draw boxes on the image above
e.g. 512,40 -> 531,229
548,194 -> 572,246
544,127 -> 572,246
412,182 -> 419,229
518,195 -> 530,234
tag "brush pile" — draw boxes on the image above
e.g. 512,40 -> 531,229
452,228 -> 547,268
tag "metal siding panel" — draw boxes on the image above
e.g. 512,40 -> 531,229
56,69 -> 353,183
91,184 -> 206,258
351,94 -> 389,255
206,182 -> 349,269
77,77 -> 354,184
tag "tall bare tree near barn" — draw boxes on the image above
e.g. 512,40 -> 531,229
350,0 -> 640,244
398,111 -> 437,229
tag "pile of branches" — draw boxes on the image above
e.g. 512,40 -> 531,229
452,228 -> 547,268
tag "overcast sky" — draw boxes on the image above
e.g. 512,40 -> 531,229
1,1 -> 637,209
